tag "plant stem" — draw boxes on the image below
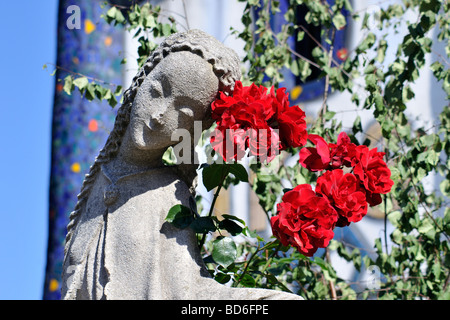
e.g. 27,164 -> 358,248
325,248 -> 337,300
384,194 -> 389,255
198,167 -> 229,249
254,242 -> 282,284
181,0 -> 190,30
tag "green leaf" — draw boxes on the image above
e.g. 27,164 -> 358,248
218,219 -> 243,236
212,237 -> 237,268
332,12 -> 346,30
63,75 -> 74,95
85,83 -> 96,101
419,134 -> 437,147
376,39 -> 388,63
352,115 -> 362,134
237,273 -> 256,287
190,217 -> 216,233
391,229 -> 403,244
388,211 -> 402,227
202,164 -> 229,191
324,111 -> 336,121
105,6 -> 126,25
444,208 -> 450,225
228,163 -> 249,183
73,77 -> 89,91
161,23 -> 172,37
114,85 -> 123,96
426,150 -> 440,166
418,219 -> 436,239
165,204 -> 194,229
108,92 -> 118,108
221,214 -> 246,226
214,273 -> 231,284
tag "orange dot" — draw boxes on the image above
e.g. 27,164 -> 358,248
71,162 -> 81,173
49,279 -> 59,292
291,86 -> 303,100
104,36 -> 113,47
88,119 -> 98,132
84,19 -> 96,34
72,57 -> 79,65
56,83 -> 63,92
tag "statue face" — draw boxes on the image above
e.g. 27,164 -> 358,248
128,51 -> 219,151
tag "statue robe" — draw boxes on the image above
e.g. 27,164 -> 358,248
62,166 -> 301,300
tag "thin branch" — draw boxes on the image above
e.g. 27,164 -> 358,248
320,27 -> 336,125
181,0 -> 190,30
325,248 -> 337,300
45,63 -> 121,87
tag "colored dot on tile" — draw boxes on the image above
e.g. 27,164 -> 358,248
72,56 -> 80,65
49,279 -> 59,292
104,36 -> 113,47
337,48 -> 348,61
84,19 -> 96,34
291,85 -> 303,100
71,162 -> 81,173
88,119 -> 98,132
56,83 -> 63,92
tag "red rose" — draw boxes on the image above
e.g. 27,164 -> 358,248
210,126 -> 248,162
269,87 -> 308,149
247,127 -> 281,163
298,134 -> 331,171
299,132 -> 358,171
211,81 -> 307,162
315,169 -> 368,227
352,145 -> 394,206
270,184 -> 338,256
328,132 -> 356,168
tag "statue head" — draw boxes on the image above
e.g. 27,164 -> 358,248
65,29 -> 241,245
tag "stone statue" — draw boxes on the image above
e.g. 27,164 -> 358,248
62,29 -> 302,300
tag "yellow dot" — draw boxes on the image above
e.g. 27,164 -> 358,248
104,36 -> 113,47
49,279 -> 59,292
71,162 -> 81,173
291,85 -> 303,100
84,19 -> 96,34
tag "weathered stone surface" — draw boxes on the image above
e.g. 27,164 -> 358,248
62,29 -> 302,300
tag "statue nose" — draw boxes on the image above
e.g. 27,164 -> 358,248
149,113 -> 164,127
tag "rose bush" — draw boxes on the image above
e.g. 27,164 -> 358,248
271,131 -> 393,255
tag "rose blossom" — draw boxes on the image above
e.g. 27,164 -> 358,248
299,132 -> 356,171
270,184 -> 338,256
298,134 -> 331,171
315,169 -> 368,227
352,145 -> 394,206
210,81 -> 307,162
269,87 -> 308,149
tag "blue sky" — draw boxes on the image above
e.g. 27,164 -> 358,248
0,0 -> 58,299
